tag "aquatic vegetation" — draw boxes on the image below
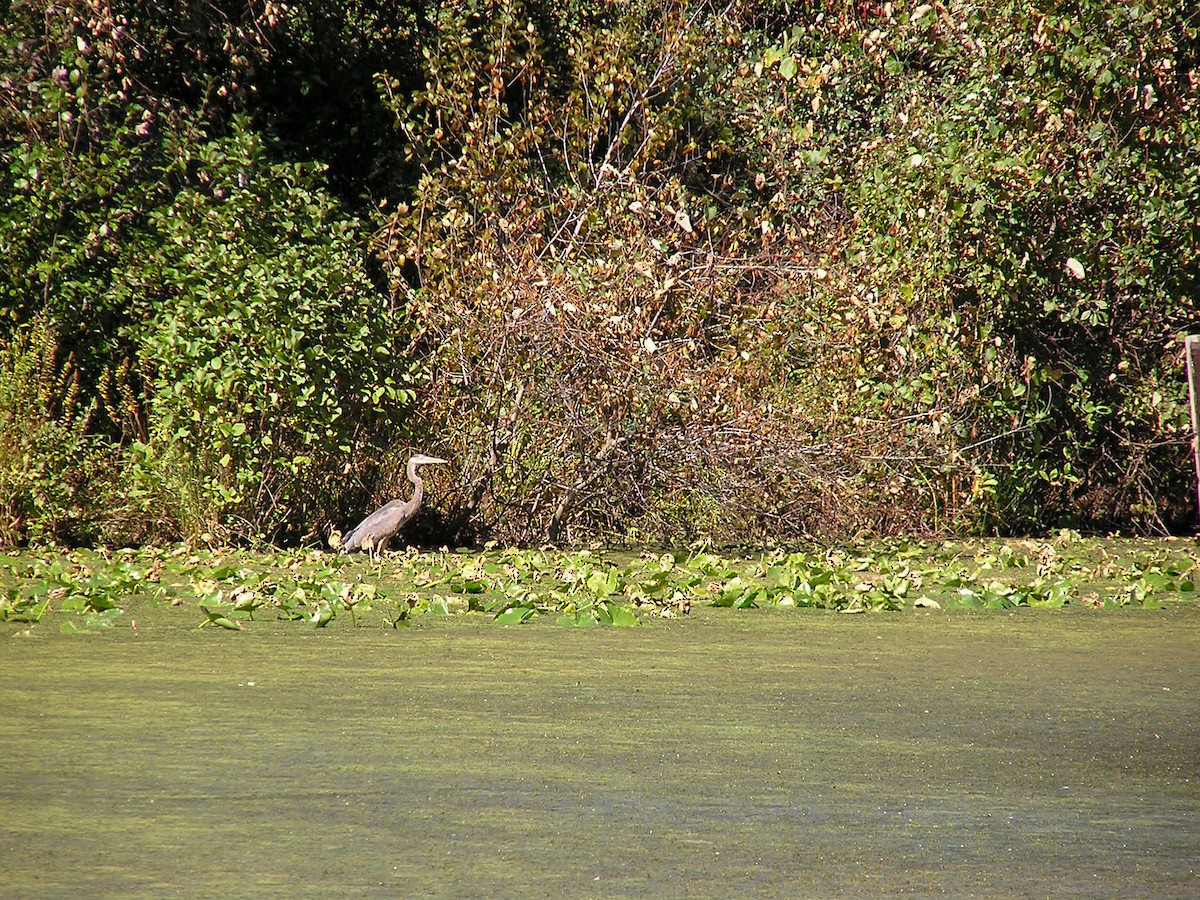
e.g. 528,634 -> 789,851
1,538 -> 1196,634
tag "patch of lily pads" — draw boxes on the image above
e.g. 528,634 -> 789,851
1,532 -> 1196,634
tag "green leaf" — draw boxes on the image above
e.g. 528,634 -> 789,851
604,603 -> 639,627
308,603 -> 335,627
558,611 -> 599,628
494,606 -> 534,624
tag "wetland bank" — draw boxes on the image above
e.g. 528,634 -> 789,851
5,3 -> 1196,892
2,539 -> 1199,896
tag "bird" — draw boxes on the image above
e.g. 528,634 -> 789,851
341,453 -> 447,558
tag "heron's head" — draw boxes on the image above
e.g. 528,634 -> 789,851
410,453 -> 448,467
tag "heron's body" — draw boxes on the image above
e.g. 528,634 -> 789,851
342,453 -> 446,557
341,498 -> 415,554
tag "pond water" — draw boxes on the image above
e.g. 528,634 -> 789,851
2,605 -> 1197,897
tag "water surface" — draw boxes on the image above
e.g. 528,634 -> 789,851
2,606 -> 1197,897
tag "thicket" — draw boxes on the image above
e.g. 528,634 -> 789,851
1,0 -> 423,544
1,0 -> 1196,547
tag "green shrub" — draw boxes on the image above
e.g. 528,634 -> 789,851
1,4 -> 426,544
717,0 -> 1199,533
2,0 -> 1193,545
116,120 -> 422,543
0,314 -> 111,545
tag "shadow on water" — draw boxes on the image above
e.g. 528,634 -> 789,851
2,605 -> 1198,897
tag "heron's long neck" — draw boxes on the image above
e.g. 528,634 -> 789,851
406,460 -> 424,506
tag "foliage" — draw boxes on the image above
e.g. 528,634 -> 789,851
717,0 -> 1199,533
1,1 -> 422,545
0,548 -> 148,630
2,539 -> 1196,634
374,0 -> 851,543
1,0 -> 1196,547
0,0 -> 277,365
0,314 -> 112,545
116,119 -> 422,543
373,0 -> 1198,543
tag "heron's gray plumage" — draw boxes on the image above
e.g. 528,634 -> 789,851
342,453 -> 446,556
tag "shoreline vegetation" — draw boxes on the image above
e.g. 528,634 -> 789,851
3,2 -> 1197,549
4,536 -> 1196,633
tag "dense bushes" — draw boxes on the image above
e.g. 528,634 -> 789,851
1,0 -> 421,544
765,0 -> 1200,532
1,0 -> 1196,546
378,0 -> 1198,540
373,0 -> 796,542
0,314 -> 110,545
114,121 -> 421,542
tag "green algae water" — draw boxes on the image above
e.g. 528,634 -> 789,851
2,605 -> 1197,897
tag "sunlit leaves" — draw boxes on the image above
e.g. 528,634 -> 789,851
199,600 -> 243,630
4,0 -> 1190,547
371,1 -> 835,546
494,606 -> 535,625
0,315 -> 111,546
2,538 -> 1199,636
2,3 -> 422,546
120,119 -> 421,543
716,0 -> 1197,536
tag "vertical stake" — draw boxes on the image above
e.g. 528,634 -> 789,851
1186,335 -> 1200,529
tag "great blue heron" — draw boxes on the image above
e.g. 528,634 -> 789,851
341,453 -> 447,558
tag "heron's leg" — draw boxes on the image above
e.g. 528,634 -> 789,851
378,535 -> 391,555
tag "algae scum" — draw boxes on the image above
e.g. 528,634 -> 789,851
1,539 -> 1198,896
